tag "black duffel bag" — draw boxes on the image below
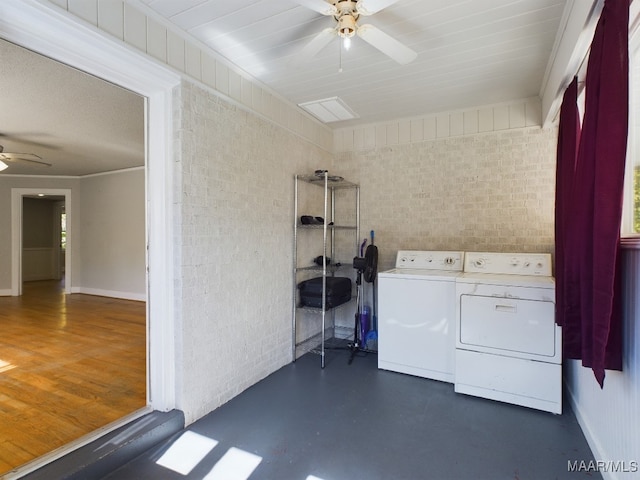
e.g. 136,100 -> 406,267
298,276 -> 352,309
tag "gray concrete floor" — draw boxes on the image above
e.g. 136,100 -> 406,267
104,347 -> 599,480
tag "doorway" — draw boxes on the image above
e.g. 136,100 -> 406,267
0,1 -> 179,475
11,189 -> 72,296
21,195 -> 65,284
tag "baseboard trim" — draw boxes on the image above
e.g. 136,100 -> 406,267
71,287 -> 146,302
564,379 -> 613,480
0,289 -> 13,297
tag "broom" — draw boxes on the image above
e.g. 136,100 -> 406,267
365,230 -> 378,350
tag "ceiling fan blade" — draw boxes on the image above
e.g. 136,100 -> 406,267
0,152 -> 52,167
298,28 -> 338,61
0,132 -> 59,150
357,24 -> 417,65
293,0 -> 337,15
356,0 -> 401,15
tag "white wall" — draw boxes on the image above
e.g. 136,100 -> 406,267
334,125 -> 558,272
334,98 -> 543,153
75,168 -> 146,300
565,246 -> 640,480
174,80 -> 332,423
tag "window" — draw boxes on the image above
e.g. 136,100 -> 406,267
60,211 -> 67,250
623,12 -> 640,236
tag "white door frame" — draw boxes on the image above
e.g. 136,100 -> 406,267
0,0 -> 180,415
52,200 -> 64,280
11,188 -> 72,295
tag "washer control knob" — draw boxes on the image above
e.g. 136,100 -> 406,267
537,262 -> 544,269
524,261 -> 531,268
444,257 -> 454,265
474,258 -> 485,268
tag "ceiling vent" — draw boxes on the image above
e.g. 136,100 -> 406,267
298,97 -> 359,123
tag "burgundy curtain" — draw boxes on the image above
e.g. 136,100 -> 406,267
559,0 -> 629,387
555,77 -> 581,333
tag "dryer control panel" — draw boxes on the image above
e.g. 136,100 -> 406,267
395,251 -> 464,271
463,252 -> 552,276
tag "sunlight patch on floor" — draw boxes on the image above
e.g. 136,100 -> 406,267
155,431 -> 263,479
203,446 -> 262,480
156,431 -> 218,475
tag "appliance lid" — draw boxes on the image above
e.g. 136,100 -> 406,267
380,268 -> 463,281
456,272 -> 555,288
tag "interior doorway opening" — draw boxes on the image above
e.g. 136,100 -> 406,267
21,194 -> 66,287
11,188 -> 72,297
1,1 -> 179,476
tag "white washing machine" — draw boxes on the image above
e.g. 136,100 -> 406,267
455,252 -> 562,414
378,250 -> 464,382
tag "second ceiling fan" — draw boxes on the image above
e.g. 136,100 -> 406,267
297,0 -> 417,65
0,144 -> 51,172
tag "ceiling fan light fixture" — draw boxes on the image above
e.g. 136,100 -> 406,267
296,0 -> 415,65
337,13 -> 357,38
0,160 -> 8,172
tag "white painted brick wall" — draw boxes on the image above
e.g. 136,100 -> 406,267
334,126 -> 558,272
174,81 -> 332,423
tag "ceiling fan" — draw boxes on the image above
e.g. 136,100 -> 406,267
0,145 -> 51,171
296,0 -> 417,65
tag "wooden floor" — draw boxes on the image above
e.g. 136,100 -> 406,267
0,280 -> 146,475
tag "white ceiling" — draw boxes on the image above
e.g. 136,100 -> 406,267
0,38 -> 144,176
139,0 -> 568,126
0,0 -> 569,176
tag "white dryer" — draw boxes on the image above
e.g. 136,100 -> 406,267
455,252 -> 562,414
378,251 -> 464,382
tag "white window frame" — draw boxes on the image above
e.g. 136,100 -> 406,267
623,1 -> 640,236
